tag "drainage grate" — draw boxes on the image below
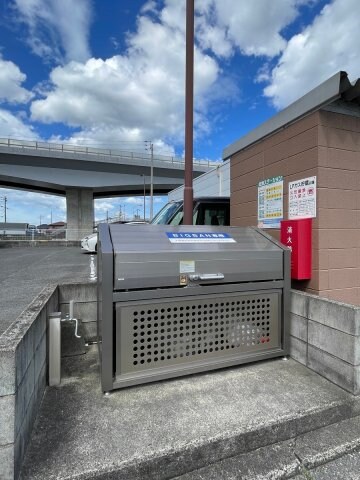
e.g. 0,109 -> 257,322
116,291 -> 280,375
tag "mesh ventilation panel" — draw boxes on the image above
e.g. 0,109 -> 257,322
117,291 -> 280,375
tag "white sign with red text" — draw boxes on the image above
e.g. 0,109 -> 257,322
288,176 -> 316,219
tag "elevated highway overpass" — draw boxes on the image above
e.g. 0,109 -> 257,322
0,138 -> 218,239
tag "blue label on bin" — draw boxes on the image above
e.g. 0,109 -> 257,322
166,232 -> 236,243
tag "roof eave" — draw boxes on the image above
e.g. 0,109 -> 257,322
223,71 -> 351,160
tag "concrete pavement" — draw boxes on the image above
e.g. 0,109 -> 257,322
20,345 -> 360,479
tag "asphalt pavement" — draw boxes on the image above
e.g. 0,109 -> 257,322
0,246 -> 92,336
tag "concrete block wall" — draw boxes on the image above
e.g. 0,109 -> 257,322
0,285 -> 58,480
59,282 -> 97,341
289,290 -> 360,395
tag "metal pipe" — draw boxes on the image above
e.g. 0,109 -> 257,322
183,0 -> 194,225
49,312 -> 62,386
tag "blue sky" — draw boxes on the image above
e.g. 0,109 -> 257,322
0,0 -> 359,225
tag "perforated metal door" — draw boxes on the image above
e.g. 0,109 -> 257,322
116,290 -> 281,376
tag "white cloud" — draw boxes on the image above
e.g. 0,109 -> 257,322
0,188 -> 65,224
30,10 -> 223,146
263,0 -> 360,108
0,188 -> 166,225
124,197 -> 143,205
26,0 -> 316,150
140,1 -> 158,15
94,200 -> 117,215
0,109 -> 38,140
0,56 -> 33,104
94,196 -> 167,222
196,0 -> 310,58
48,127 -> 176,158
12,0 -> 92,63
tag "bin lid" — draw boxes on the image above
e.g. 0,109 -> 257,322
109,224 -> 286,290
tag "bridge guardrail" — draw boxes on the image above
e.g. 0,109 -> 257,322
0,137 -> 218,168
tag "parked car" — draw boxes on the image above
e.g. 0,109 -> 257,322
81,197 -> 230,253
151,196 -> 230,227
81,221 -> 148,253
81,233 -> 98,252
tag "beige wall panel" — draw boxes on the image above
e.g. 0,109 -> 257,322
327,128 -> 360,151
264,160 -> 285,179
231,151 -> 264,178
319,111 -> 360,132
327,148 -> 360,171
328,248 -> 358,269
318,125 -> 328,147
328,268 -> 360,290
231,167 -> 264,188
232,201 -> 257,219
231,185 -> 257,204
305,270 -> 329,291
231,142 -> 267,164
313,249 -> 329,270
318,146 -> 328,166
318,167 -> 360,190
326,288 -> 360,305
285,148 -> 318,176
266,112 -> 319,148
285,127 -> 318,157
263,128 -> 317,166
316,208 -> 358,229
313,229 -> 358,250
317,188 -> 357,210
230,215 -> 257,227
286,168 -> 318,187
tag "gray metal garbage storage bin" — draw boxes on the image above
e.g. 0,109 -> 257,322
97,223 -> 290,392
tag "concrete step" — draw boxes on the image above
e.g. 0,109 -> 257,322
173,415 -> 360,480
20,346 -> 360,480
298,450 -> 360,480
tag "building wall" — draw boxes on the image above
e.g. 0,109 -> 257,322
230,109 -> 360,305
168,160 -> 230,201
316,110 -> 360,305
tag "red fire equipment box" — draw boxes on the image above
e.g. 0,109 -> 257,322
280,219 -> 312,280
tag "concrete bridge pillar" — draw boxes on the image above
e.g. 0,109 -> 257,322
66,188 -> 94,241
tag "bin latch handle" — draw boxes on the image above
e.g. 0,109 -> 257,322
189,273 -> 224,281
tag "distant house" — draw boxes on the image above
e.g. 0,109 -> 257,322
48,221 -> 66,229
37,224 -> 49,231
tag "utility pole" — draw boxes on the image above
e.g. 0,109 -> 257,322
145,141 -> 154,221
0,196 -> 7,222
184,0 -> 194,225
142,174 -> 146,221
150,143 -> 154,221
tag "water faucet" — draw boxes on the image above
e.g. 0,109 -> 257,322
62,299 -> 81,338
